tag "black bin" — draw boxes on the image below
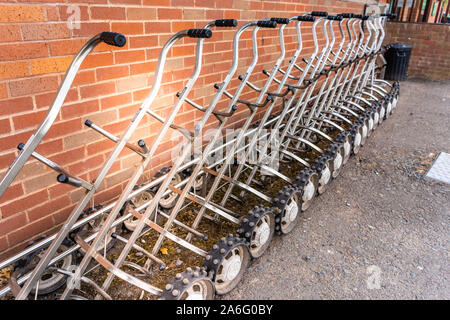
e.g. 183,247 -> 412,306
384,43 -> 412,81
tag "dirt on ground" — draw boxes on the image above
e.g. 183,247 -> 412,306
223,79 -> 450,300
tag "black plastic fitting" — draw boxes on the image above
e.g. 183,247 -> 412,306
17,143 -> 25,150
100,32 -> 126,47
327,15 -> 343,21
257,20 -> 277,28
187,29 -> 212,38
340,13 -> 354,18
84,119 -> 93,127
215,19 -> 238,27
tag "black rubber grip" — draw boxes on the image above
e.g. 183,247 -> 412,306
215,19 -> 238,27
297,15 -> 315,22
17,143 -> 25,150
187,29 -> 212,38
231,105 -> 238,111
389,14 -> 397,19
310,11 -> 328,17
100,32 -> 126,47
380,13 -> 388,17
327,15 -> 343,21
353,14 -> 363,19
257,20 -> 277,28
138,139 -> 147,148
84,119 -> 93,127
270,17 -> 290,24
57,174 -> 69,184
361,15 -> 369,20
340,13 -> 354,18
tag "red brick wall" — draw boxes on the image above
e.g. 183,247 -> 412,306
383,21 -> 450,80
0,0 -> 368,260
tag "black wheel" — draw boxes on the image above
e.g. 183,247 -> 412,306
161,267 -> 215,300
326,142 -> 345,178
13,241 -> 74,296
312,155 -> 333,195
154,167 -> 182,209
238,206 -> 275,258
293,168 -> 318,211
123,190 -> 153,231
203,235 -> 250,295
272,185 -> 302,235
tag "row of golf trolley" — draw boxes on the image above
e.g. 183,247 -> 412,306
0,11 -> 399,300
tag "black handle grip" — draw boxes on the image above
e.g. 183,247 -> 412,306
361,15 -> 369,20
187,29 -> 212,38
84,119 -> 93,127
100,32 -> 126,47
327,15 -> 343,21
215,19 -> 238,27
270,17 -> 290,24
353,14 -> 363,19
17,143 -> 25,150
310,11 -> 328,17
340,13 -> 354,18
389,14 -> 397,19
297,15 -> 315,22
257,20 -> 277,28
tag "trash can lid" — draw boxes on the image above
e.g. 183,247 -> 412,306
390,43 -> 413,51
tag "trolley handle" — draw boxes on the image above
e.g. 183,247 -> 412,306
327,15 -> 343,21
310,11 -> 328,17
187,29 -> 213,38
257,20 -> 277,28
214,19 -> 238,27
339,13 -> 354,18
389,14 -> 397,19
270,17 -> 290,24
99,32 -> 126,47
297,16 -> 315,22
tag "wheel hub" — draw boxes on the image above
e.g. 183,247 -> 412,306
354,132 -> 362,148
285,200 -> 298,223
334,152 -> 343,171
222,255 -> 242,281
319,164 -> 331,186
368,118 -> 374,131
380,106 -> 385,119
303,180 -> 315,201
254,219 -> 270,246
343,140 -> 351,158
185,285 -> 204,300
362,124 -> 368,139
374,112 -> 379,125
387,102 -> 392,114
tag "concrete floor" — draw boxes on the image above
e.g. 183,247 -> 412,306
223,79 -> 450,300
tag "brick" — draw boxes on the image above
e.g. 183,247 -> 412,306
0,83 -> 6,99
172,0 -> 193,7
46,118 -> 82,139
130,61 -> 157,75
115,49 -> 146,64
7,215 -> 54,246
158,8 -> 183,20
73,70 -> 96,86
143,0 -> 170,5
100,92 -> 132,110
0,61 -> 29,81
0,213 -> 27,237
9,75 -> 59,97
96,65 -> 129,81
49,39 -> 87,56
35,88 -> 78,109
68,154 -> 104,175
0,4 -> 45,23
27,195 -> 71,222
81,52 -> 114,69
0,97 -> 34,117
80,81 -> 116,99
30,57 -> 72,75
129,35 -> 158,49
0,237 -> 7,253
111,22 -> 144,34
36,139 -> 63,156
128,8 -> 158,20
21,23 -> 71,41
171,21 -> 196,33
0,182 -> 23,203
0,42 -> 48,62
116,74 -> 148,91
62,99 -> 100,120
145,21 -> 171,34
91,6 -> 126,20
0,25 -> 22,42
1,189 -> 48,219
13,110 -> 47,131
72,22 -> 110,37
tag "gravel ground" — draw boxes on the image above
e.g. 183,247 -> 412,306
223,79 -> 450,300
